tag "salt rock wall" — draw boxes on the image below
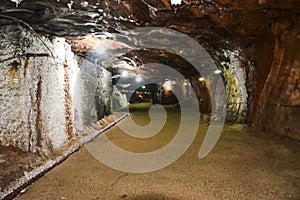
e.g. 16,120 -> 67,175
0,25 -> 79,154
0,25 -> 78,154
221,50 -> 250,123
73,58 -> 112,132
0,25 -> 114,154
112,86 -> 128,111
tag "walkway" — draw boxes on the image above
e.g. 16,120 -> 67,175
16,104 -> 300,200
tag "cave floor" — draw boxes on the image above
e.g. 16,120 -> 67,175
16,103 -> 300,200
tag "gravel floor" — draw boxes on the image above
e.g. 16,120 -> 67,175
16,104 -> 300,200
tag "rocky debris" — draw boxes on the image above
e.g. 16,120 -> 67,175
83,113 -> 123,134
0,145 -> 44,195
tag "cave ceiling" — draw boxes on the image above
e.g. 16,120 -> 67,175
1,0 -> 299,81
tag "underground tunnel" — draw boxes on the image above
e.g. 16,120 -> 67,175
0,0 -> 300,199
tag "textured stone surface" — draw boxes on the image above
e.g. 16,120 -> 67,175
0,25 -> 75,153
252,18 -> 300,140
112,86 -> 128,111
0,25 -> 114,154
74,58 -> 112,131
221,50 -> 249,122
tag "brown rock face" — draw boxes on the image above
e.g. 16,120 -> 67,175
252,17 -> 300,140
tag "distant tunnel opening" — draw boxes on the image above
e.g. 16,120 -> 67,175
69,35 -> 252,134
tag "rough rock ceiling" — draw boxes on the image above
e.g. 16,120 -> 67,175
1,0 -> 298,61
1,0 -> 299,41
1,0 -> 300,122
1,0 -> 299,81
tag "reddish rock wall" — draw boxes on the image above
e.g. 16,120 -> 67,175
251,18 -> 300,140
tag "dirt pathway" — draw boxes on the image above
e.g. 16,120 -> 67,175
16,104 -> 300,200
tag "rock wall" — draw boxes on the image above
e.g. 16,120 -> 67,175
0,25 -> 74,154
251,18 -> 300,140
0,25 -> 113,154
219,49 -> 250,123
67,57 -> 113,134
112,86 -> 128,111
